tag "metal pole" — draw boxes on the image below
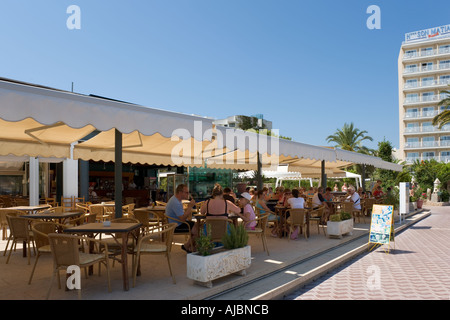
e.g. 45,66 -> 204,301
115,129 -> 123,218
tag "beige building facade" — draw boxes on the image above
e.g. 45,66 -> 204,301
398,24 -> 450,164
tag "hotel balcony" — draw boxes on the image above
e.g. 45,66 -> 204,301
405,155 -> 450,164
403,63 -> 450,76
403,78 -> 450,92
403,110 -> 441,120
403,125 -> 450,135
404,140 -> 450,149
403,47 -> 450,62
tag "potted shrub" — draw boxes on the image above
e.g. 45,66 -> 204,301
326,211 -> 354,238
186,224 -> 251,288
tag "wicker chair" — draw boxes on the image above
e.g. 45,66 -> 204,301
308,206 -> 327,236
164,214 -> 193,250
286,209 -> 309,241
46,233 -> 111,299
89,205 -> 106,222
29,222 -> 68,285
5,215 -> 35,265
246,214 -> 270,255
132,223 -> 177,287
204,217 -> 233,243
0,209 -> 22,241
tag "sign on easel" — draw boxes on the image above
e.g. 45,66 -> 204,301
368,204 -> 395,253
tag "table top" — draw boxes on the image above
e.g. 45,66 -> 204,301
21,210 -> 83,219
134,206 -> 167,212
64,222 -> 142,233
1,205 -> 51,211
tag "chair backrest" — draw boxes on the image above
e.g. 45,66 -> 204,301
32,222 -> 58,249
75,203 -> 89,213
86,213 -> 97,223
141,223 -> 177,253
155,201 -> 167,206
14,198 -> 29,206
133,210 -> 150,227
0,210 -> 22,224
48,233 -> 81,267
287,209 -> 307,225
103,206 -> 115,219
89,205 -> 104,218
310,206 -> 324,218
151,211 -> 167,224
205,217 -> 229,242
111,217 -> 139,223
7,216 -> 32,240
341,202 -> 354,213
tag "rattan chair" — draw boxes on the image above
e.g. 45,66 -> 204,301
205,217 -> 232,243
245,213 -> 270,255
308,206 -> 327,236
89,205 -> 106,222
29,222 -> 68,285
164,214 -> 193,249
286,208 -> 308,241
46,233 -> 111,299
155,201 -> 167,206
122,203 -> 135,217
133,210 -> 152,234
0,209 -> 22,241
5,215 -> 35,264
132,223 -> 177,287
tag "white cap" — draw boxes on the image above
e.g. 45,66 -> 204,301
239,192 -> 252,202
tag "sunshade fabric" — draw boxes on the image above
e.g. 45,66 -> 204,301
0,79 -> 214,139
74,129 -> 225,166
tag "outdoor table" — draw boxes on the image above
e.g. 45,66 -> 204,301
64,222 -> 142,291
1,205 -> 50,214
20,210 -> 84,225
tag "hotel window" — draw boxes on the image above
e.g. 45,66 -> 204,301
421,62 -> 433,71
422,106 -> 435,117
405,108 -> 418,118
439,44 -> 450,54
406,122 -> 419,133
422,151 -> 435,160
440,60 -> 450,70
405,49 -> 417,58
405,79 -> 418,88
405,93 -> 419,103
405,64 -> 418,73
441,151 -> 450,162
421,77 -> 434,86
440,136 -> 450,147
422,122 -> 433,132
421,47 -> 434,56
422,92 -> 435,101
406,152 -> 419,161
406,137 -> 419,148
440,75 -> 450,85
422,136 -> 435,147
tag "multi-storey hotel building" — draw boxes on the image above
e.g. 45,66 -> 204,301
398,24 -> 450,164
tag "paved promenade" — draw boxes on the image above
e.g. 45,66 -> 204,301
284,205 -> 450,300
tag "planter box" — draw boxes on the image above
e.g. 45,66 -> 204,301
327,219 -> 353,238
187,245 -> 251,288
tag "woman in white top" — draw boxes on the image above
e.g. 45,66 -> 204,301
287,189 -> 304,209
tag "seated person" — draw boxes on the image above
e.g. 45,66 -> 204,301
312,187 -> 325,208
165,184 -> 197,253
348,186 -> 362,210
237,192 -> 257,230
373,186 -> 384,199
287,189 -> 305,209
223,187 -> 236,204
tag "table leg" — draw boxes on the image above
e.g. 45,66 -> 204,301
121,232 -> 129,291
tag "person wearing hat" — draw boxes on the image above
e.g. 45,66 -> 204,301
237,192 -> 257,230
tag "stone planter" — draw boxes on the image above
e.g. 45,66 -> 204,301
327,219 -> 353,238
187,245 -> 251,288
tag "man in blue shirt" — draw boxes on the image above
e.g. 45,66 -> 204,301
165,184 -> 197,253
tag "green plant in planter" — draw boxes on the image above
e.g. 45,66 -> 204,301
221,224 -> 249,250
340,212 -> 352,221
329,214 -> 341,222
195,225 -> 215,256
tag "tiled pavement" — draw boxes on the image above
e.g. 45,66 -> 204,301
284,205 -> 450,300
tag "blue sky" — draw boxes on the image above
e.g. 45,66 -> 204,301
1,0 -> 449,151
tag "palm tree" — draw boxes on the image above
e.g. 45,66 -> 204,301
432,87 -> 450,129
326,122 -> 374,153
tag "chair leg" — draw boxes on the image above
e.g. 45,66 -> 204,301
28,253 -> 41,284
5,239 -> 15,264
166,253 -> 176,284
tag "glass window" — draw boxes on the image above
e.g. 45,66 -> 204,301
440,60 -> 450,70
406,79 -> 418,88
405,108 -> 418,118
406,93 -> 419,102
405,49 -> 417,58
422,92 -> 435,101
405,64 -> 418,73
422,136 -> 435,147
421,77 -> 434,86
421,62 -> 433,71
421,47 -> 434,56
439,45 -> 450,54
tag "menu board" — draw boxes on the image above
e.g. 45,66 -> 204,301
368,205 -> 394,245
